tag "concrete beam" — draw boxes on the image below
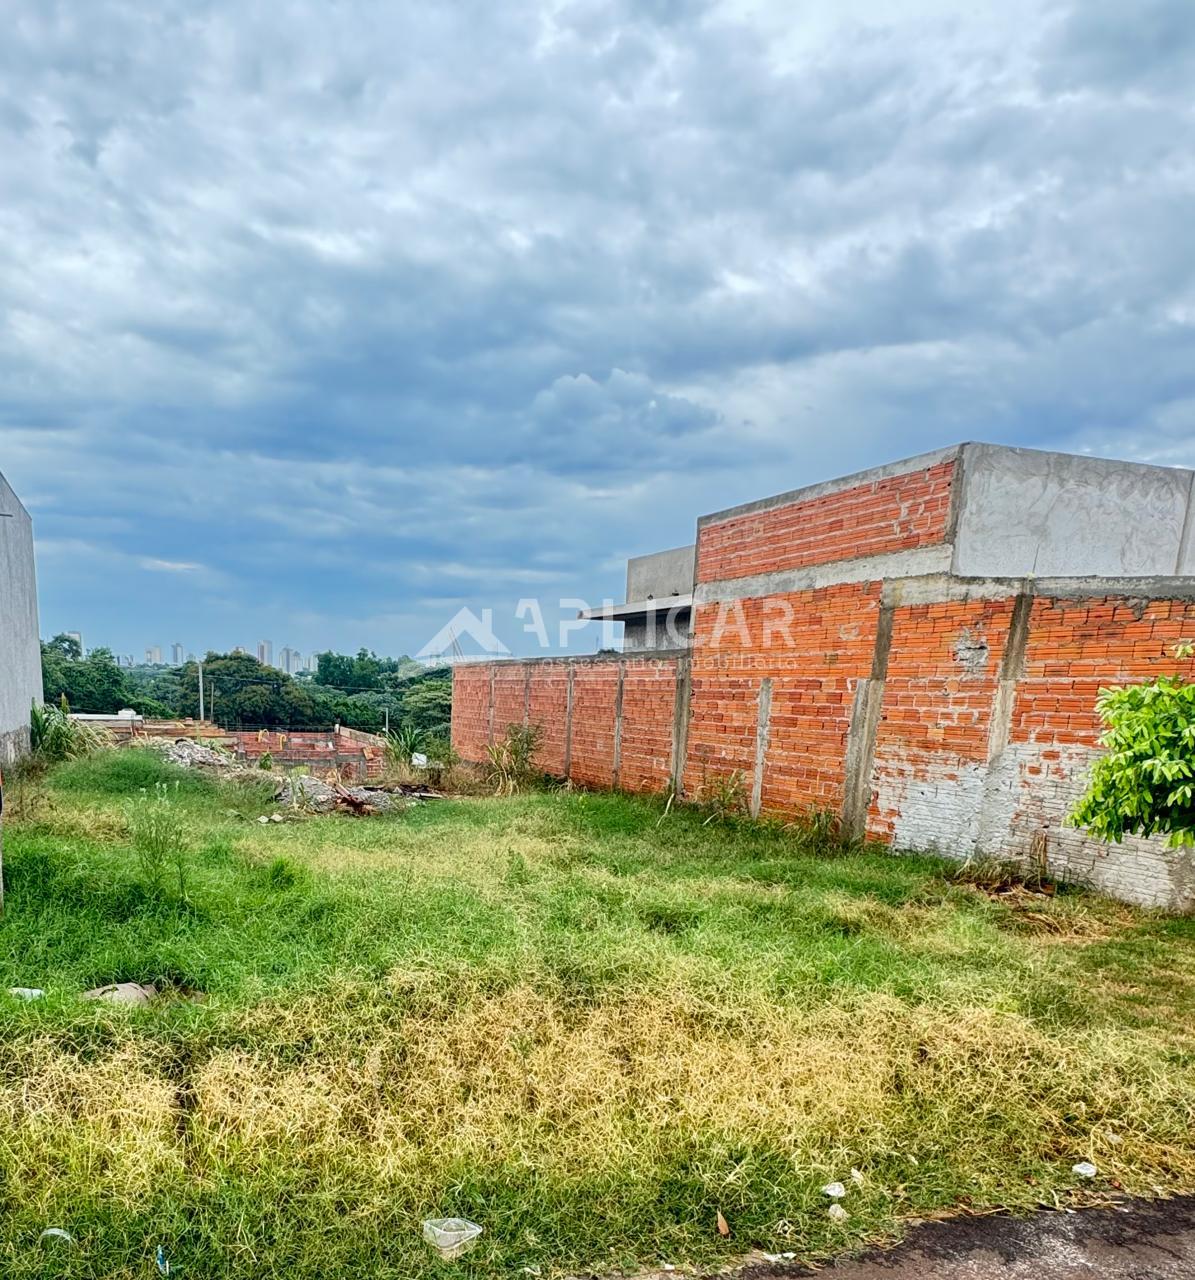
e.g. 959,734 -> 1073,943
694,545 -> 953,606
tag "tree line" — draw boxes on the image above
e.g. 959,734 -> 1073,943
39,636 -> 452,742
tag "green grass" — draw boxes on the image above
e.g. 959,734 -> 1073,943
0,750 -> 1193,1279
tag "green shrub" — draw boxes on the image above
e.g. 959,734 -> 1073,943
1069,646 -> 1195,846
29,696 -> 111,763
485,723 -> 544,796
52,748 -> 212,796
385,723 -> 425,767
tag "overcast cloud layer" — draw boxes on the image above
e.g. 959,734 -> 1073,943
2,0 -> 1194,658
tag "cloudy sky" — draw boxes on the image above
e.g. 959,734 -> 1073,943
2,0 -> 1194,660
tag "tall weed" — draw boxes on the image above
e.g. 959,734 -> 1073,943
486,723 -> 544,796
126,782 -> 191,902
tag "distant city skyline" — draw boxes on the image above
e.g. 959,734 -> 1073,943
64,632 -> 379,676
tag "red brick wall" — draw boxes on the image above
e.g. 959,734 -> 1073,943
684,582 -> 881,812
449,590 -> 1195,906
451,665 -> 491,760
527,661 -> 570,775
230,729 -> 385,779
1010,597 -> 1193,749
492,664 -> 527,741
868,597 -> 1017,842
569,662 -> 621,789
619,660 -> 677,793
696,460 -> 955,583
452,656 -> 680,794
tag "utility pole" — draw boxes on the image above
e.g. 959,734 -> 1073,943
384,706 -> 390,734
198,660 -> 205,721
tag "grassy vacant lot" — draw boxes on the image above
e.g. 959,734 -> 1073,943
1,750 -> 1194,1279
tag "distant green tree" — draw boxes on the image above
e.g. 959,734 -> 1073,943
314,651 -> 357,689
41,643 -> 131,713
397,669 -> 452,738
45,632 -> 83,660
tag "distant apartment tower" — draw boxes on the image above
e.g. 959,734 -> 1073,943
256,640 -> 273,668
171,642 -> 184,666
145,645 -> 162,665
279,646 -> 303,674
66,630 -> 83,654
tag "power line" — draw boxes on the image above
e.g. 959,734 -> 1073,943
133,674 -> 447,694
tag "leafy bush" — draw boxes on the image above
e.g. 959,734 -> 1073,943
126,782 -> 191,901
485,723 -> 544,796
29,696 -> 111,762
1069,648 -> 1195,846
385,723 -> 425,767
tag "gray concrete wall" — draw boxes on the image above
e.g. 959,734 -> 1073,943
0,469 -> 41,763
623,608 -> 692,652
626,545 -> 695,602
953,443 -> 1195,578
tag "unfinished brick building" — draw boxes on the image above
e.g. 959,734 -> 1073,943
453,443 -> 1195,910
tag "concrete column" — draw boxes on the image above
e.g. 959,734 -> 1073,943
523,665 -> 532,726
611,663 -> 626,790
842,600 -> 895,840
487,666 -> 496,746
670,656 -> 692,796
750,677 -> 773,818
563,664 -> 575,780
985,590 -> 1033,760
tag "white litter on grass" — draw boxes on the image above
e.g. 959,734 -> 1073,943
412,752 -> 429,768
7,987 -> 44,1000
39,1228 -> 74,1245
422,1218 -> 483,1261
828,1204 -> 849,1224
257,815 -> 270,825
761,1252 -> 796,1263
1072,1161 -> 1098,1178
850,1167 -> 865,1186
821,1182 -> 846,1199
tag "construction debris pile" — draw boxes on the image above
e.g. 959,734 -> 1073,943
149,737 -> 440,816
162,739 -> 230,769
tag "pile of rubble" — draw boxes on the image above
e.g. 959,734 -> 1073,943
148,736 -> 443,816
161,738 -> 233,769
275,775 -> 401,814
